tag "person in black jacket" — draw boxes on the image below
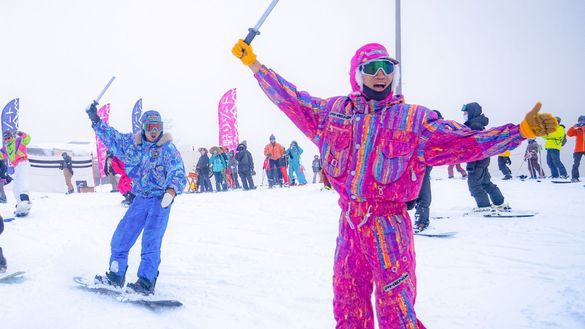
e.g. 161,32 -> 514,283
59,152 -> 75,194
196,147 -> 213,192
0,160 -> 11,203
235,141 -> 256,190
103,151 -> 118,192
462,102 -> 508,211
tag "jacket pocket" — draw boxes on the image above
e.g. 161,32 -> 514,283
322,124 -> 351,177
372,130 -> 415,184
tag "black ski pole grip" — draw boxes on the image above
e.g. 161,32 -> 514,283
244,28 -> 260,45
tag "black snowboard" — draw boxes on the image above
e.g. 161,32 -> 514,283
73,277 -> 183,310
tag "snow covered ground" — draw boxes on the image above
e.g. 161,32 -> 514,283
0,176 -> 584,328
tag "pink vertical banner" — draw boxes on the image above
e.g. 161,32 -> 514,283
95,103 -> 111,177
218,88 -> 239,151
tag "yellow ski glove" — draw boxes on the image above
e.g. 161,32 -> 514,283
519,102 -> 558,138
232,39 -> 257,66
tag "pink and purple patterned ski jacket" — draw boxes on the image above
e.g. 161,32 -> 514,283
254,65 -> 524,204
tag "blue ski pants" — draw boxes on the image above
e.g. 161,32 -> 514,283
288,162 -> 307,185
109,196 -> 171,282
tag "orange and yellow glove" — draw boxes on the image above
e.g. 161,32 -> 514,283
519,102 -> 558,138
232,39 -> 257,66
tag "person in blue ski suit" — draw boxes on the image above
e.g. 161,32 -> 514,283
286,141 -> 307,185
86,103 -> 186,295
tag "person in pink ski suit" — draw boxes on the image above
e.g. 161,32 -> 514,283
232,40 -> 557,328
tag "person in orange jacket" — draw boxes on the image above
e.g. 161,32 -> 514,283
567,115 -> 585,182
263,134 -> 285,188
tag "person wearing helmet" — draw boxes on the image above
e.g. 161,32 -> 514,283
232,40 -> 557,328
0,130 -> 32,216
86,103 -> 186,296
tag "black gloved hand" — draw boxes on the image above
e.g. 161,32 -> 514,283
251,170 -> 256,176
506,158 -> 512,165
16,131 -> 23,137
86,101 -> 101,125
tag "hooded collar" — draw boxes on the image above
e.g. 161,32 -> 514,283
349,92 -> 405,114
134,132 -> 172,146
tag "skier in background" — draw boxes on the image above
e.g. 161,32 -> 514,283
111,155 -> 134,206
104,151 -> 118,192
542,116 -> 568,179
228,149 -> 241,189
233,39 -> 557,328
287,141 -> 307,186
86,104 -> 186,295
59,152 -> 75,194
567,115 -> 585,182
312,155 -> 322,184
524,139 -> 546,179
196,147 -> 213,192
0,130 -> 32,217
235,141 -> 256,190
0,215 -> 5,272
447,163 -> 467,179
210,147 -> 227,192
0,160 -> 12,203
264,134 -> 285,188
497,150 -> 513,180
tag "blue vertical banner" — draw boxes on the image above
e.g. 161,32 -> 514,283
1,98 -> 19,133
132,98 -> 142,134
1,98 -> 19,174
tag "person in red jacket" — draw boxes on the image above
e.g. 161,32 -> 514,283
567,115 -> 585,182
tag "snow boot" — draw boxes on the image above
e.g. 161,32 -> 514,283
492,203 -> 511,212
126,276 -> 157,296
414,208 -> 430,233
94,271 -> 125,288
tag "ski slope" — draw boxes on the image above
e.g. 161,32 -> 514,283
0,177 -> 584,328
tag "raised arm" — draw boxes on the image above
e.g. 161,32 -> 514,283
420,102 -> 558,166
232,39 -> 329,142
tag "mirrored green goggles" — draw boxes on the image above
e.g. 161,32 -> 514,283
359,59 -> 395,76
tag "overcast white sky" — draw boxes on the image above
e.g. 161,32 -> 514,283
1,0 -> 584,168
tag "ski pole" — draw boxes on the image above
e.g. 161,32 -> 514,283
94,76 -> 116,104
243,0 -> 280,44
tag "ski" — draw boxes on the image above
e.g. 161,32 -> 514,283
73,276 -> 183,310
551,180 -> 577,184
483,211 -> 536,218
0,271 -> 25,283
415,231 -> 457,238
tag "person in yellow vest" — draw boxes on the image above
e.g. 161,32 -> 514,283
497,150 -> 513,180
0,130 -> 32,216
542,117 -> 568,179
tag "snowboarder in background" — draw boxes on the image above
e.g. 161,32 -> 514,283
233,39 -> 557,328
524,139 -> 546,179
462,102 -> 509,212
59,152 -> 75,194
264,134 -> 285,188
542,116 -> 568,179
0,130 -> 32,217
196,147 -> 213,192
447,163 -> 467,179
104,151 -> 118,192
287,141 -> 307,186
312,155 -> 322,184
497,150 -> 513,180
235,141 -> 256,190
567,115 -> 585,182
0,159 -> 12,203
86,104 -> 186,295
0,215 -> 5,272
111,156 -> 134,206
